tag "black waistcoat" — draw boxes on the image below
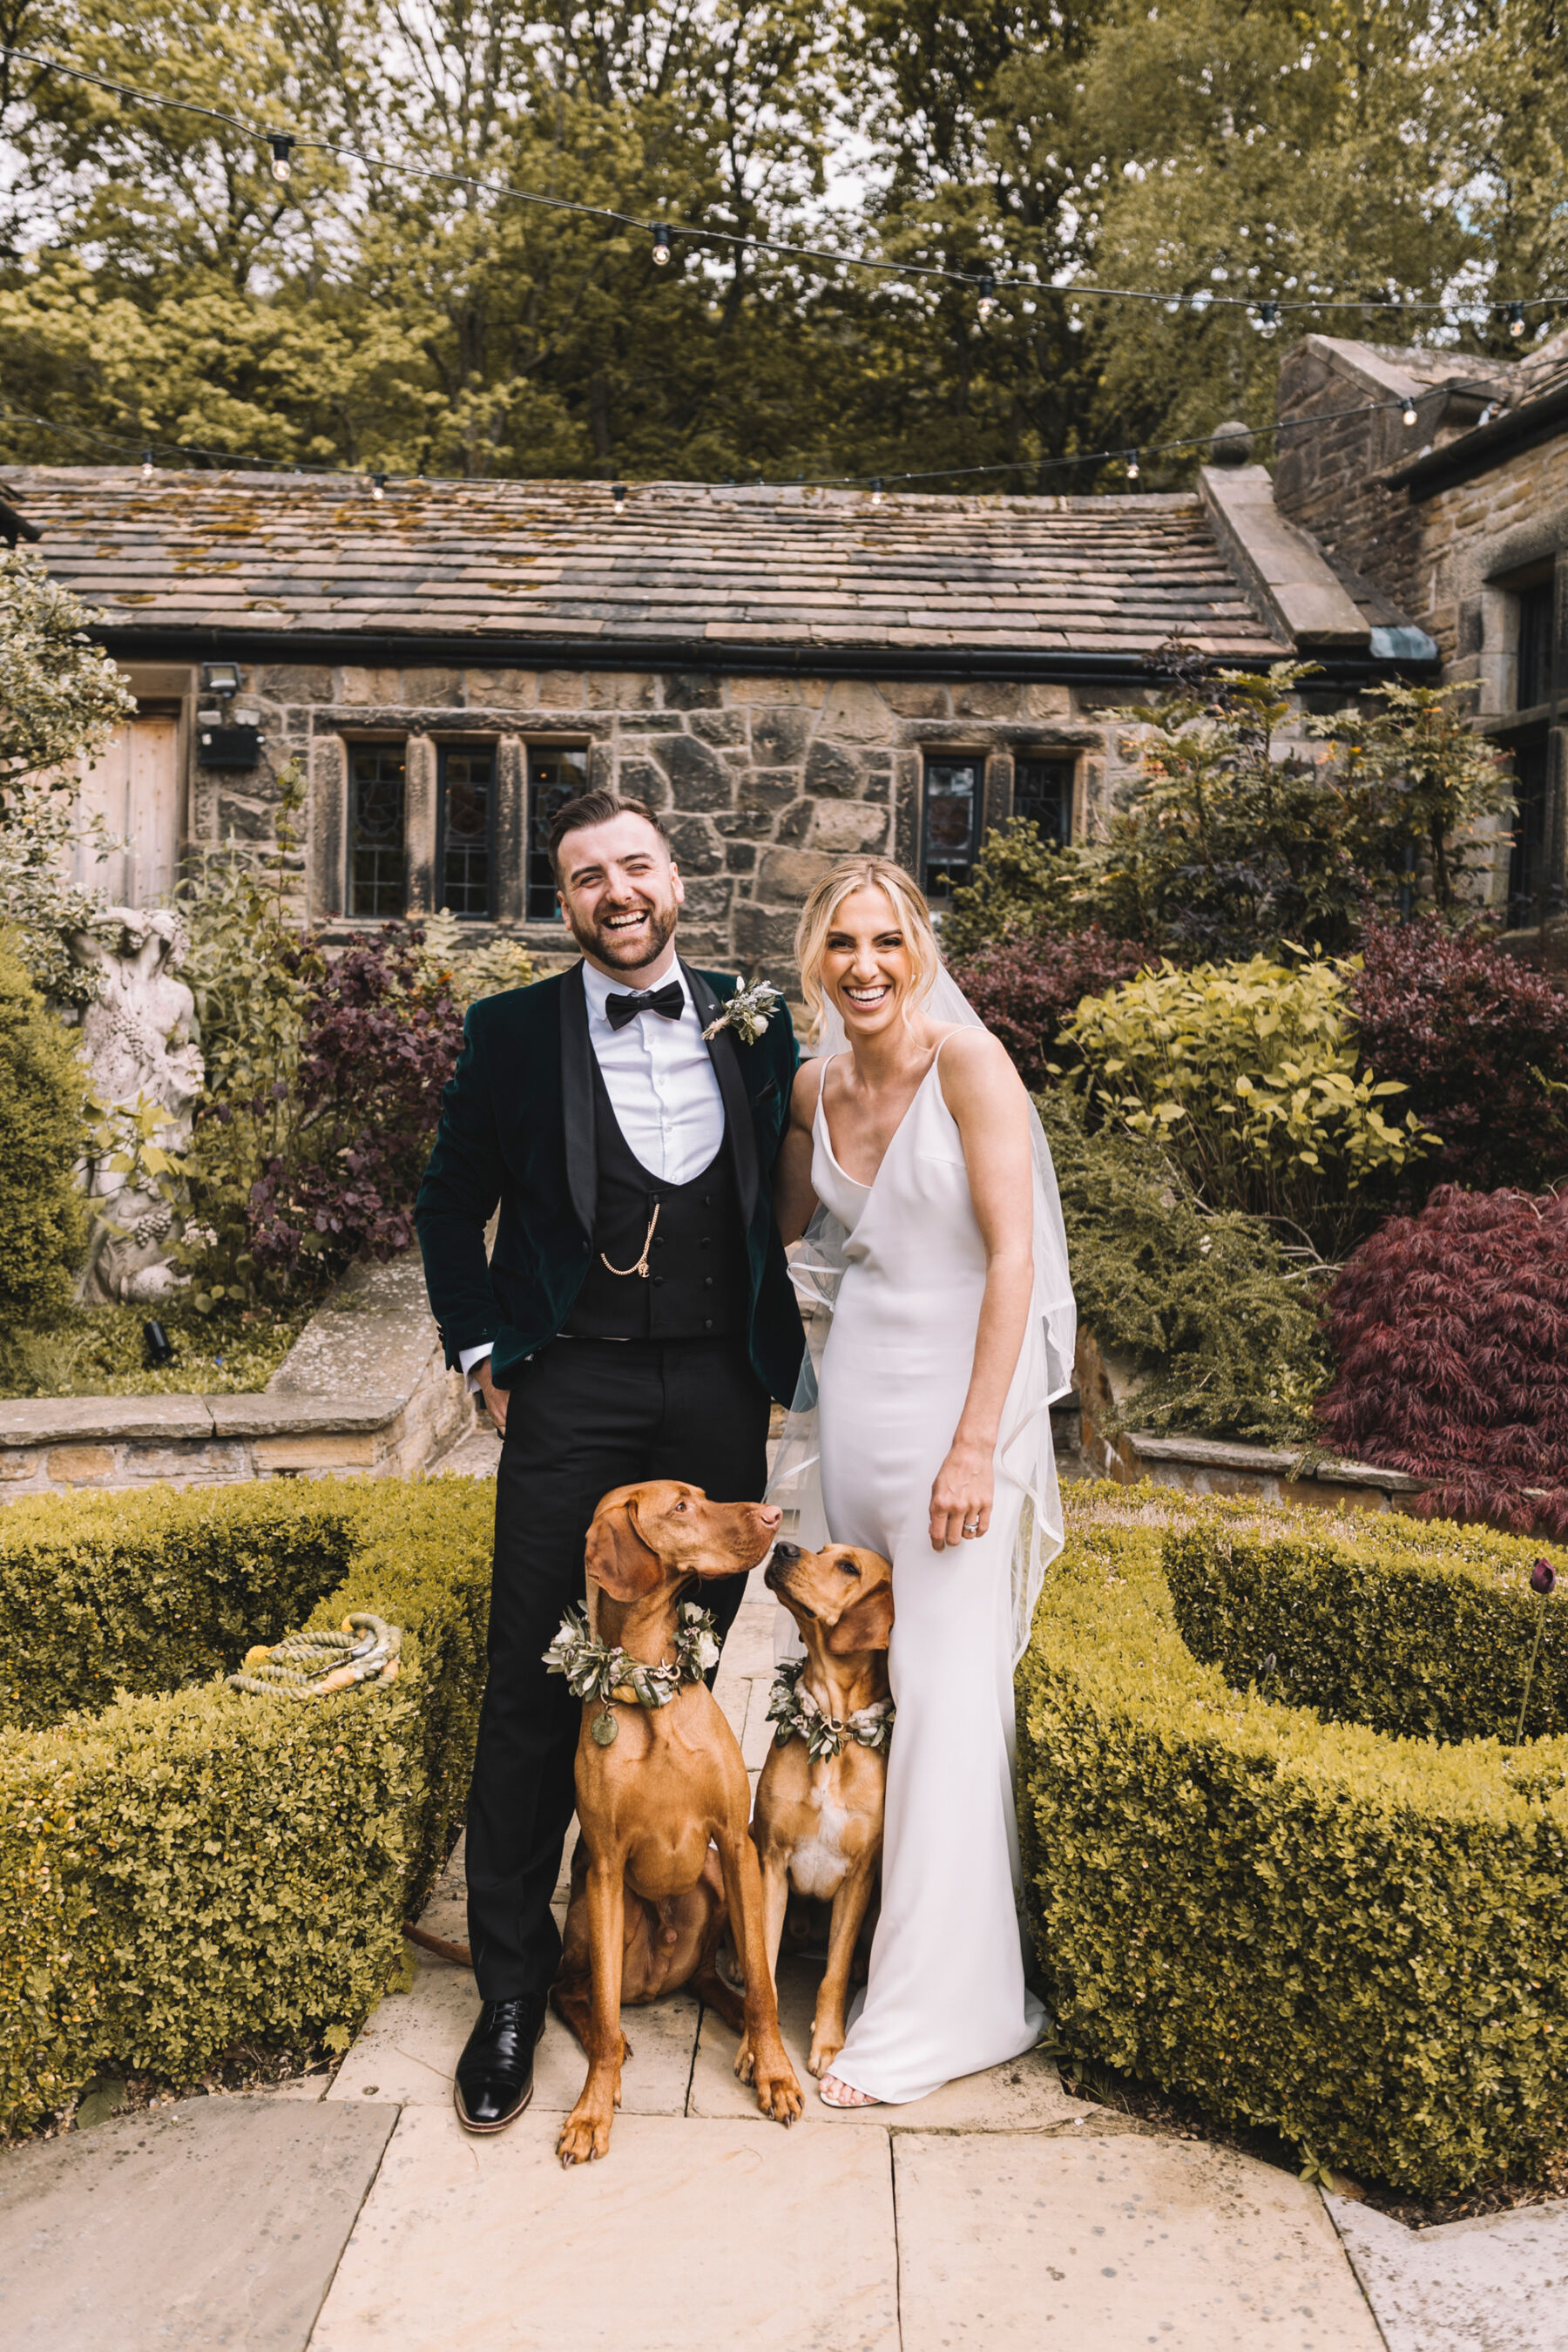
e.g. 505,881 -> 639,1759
563,1051 -> 750,1342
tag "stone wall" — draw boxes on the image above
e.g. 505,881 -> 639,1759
178,661 -> 1136,983
1274,341 -> 1440,624
1275,340 -> 1568,919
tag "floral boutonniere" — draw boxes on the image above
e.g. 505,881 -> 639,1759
702,977 -> 781,1045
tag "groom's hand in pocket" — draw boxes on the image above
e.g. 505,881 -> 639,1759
929,1437 -> 993,1551
478,1358 -> 510,1436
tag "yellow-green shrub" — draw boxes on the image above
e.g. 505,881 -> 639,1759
1060,955 -> 1432,1249
0,1477 -> 492,2134
1018,1488 -> 1568,2193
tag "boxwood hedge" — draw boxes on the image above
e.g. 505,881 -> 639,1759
1019,1488 -> 1568,2194
0,1477 -> 492,2135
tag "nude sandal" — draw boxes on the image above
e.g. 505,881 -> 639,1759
818,2075 -> 882,2109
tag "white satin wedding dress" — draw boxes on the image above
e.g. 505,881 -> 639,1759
800,1037 -> 1053,2103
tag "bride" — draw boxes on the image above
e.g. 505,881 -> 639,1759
768,854 -> 1075,2108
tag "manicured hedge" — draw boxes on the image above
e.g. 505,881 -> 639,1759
1019,1488 -> 1568,2193
0,1477 -> 492,2135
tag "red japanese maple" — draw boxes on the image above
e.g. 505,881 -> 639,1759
1315,1184 -> 1568,1536
1351,919 -> 1568,1195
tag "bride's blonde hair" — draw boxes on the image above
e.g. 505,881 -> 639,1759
794,855 -> 940,1044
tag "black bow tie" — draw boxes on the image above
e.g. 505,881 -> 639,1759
605,979 -> 685,1031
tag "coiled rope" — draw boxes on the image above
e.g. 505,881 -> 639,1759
226,1612 -> 402,1699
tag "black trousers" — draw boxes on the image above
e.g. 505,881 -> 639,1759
466,1335 -> 772,2001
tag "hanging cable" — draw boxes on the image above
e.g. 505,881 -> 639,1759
0,381 -> 1504,501
3,44 -> 1565,328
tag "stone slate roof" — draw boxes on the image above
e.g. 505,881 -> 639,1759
4,466 -> 1288,665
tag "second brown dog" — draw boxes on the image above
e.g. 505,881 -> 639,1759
747,1537 -> 895,2080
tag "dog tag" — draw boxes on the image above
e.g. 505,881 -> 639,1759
591,1708 -> 619,1747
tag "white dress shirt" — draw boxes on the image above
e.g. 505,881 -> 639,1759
461,948 -> 727,1381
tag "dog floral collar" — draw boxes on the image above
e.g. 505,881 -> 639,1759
701,977 -> 781,1045
767,1656 -> 896,1761
544,1602 -> 720,1746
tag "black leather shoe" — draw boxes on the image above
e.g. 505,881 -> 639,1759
453,1995 -> 549,2134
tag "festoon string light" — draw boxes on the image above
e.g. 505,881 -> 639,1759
2,39 -> 1560,501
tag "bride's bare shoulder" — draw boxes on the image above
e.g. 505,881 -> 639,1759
932,1024 -> 1011,1077
933,1024 -> 1023,1109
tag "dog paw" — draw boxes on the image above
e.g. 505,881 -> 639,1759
733,2035 -> 755,2085
557,2107 -> 613,2167
808,2037 -> 843,2079
754,2058 -> 805,2126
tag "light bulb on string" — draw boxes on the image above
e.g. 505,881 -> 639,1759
1508,302 -> 1526,337
1125,449 -> 1140,482
269,134 -> 294,183
869,477 -> 884,504
652,227 -> 672,267
1255,301 -> 1278,338
612,482 -> 628,517
1402,400 -> 1418,427
370,472 -> 386,501
141,449 -> 154,479
976,273 -> 997,323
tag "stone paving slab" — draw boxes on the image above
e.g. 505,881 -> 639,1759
688,1952 -> 1090,2132
329,1957 -> 701,2117
1326,2190 -> 1568,2352
893,2132 -> 1384,2352
0,2095 -> 395,2352
308,2105 -> 900,2352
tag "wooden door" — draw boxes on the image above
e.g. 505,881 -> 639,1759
74,719 -> 180,905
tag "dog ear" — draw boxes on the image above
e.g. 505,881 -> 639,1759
826,1581 -> 895,1656
585,1497 -> 663,1602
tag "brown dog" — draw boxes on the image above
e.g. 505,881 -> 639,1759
747,1537 -> 895,2080
552,1480 -> 804,2165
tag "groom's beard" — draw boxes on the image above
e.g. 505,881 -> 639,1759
565,890 -> 679,974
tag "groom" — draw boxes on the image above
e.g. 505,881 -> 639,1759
416,789 -> 805,2133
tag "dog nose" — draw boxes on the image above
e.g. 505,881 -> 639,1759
759,1504 -> 782,1529
770,1539 -> 800,1565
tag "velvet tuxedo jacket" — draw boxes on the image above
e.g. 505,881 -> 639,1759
415,958 -> 806,1406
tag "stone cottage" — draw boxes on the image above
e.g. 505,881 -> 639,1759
1274,324 -> 1568,936
5,455 -> 1438,985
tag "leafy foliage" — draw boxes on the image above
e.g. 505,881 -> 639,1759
0,932 -> 89,1338
1088,659 -> 1382,956
1315,1185 -> 1568,1538
1307,682 -> 1515,917
414,906 -> 536,1008
1038,1091 -> 1327,1444
1349,919 -> 1568,1196
175,782 -> 489,1303
247,931 -> 466,1285
941,818 -> 1086,957
1061,952 -> 1433,1253
1019,1486 -> 1568,2196
945,923 -> 1153,1089
174,768 -> 316,1301
0,549 -> 136,1002
0,547 -> 135,795
0,1477 -> 492,2132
